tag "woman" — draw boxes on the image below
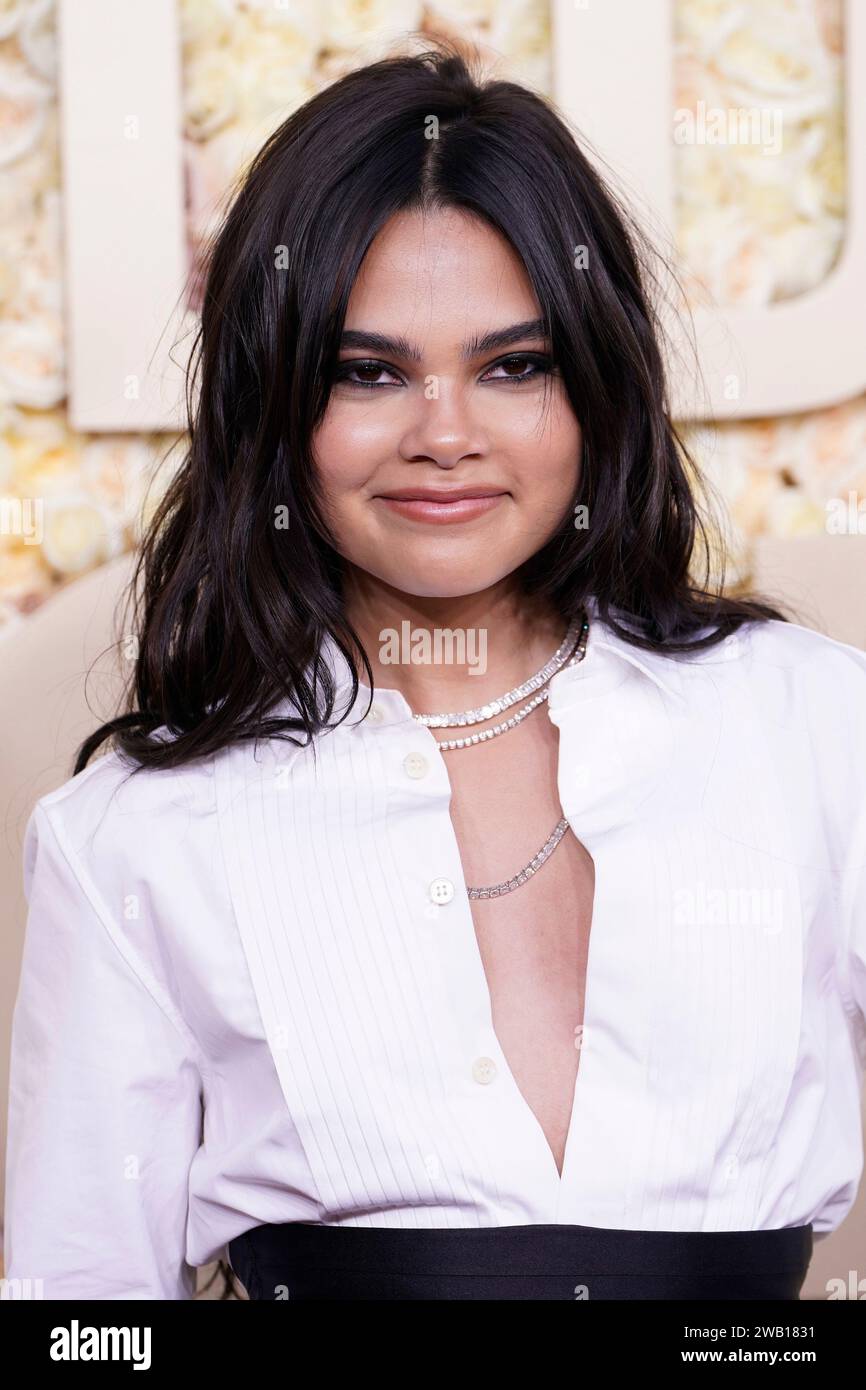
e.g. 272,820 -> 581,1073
5,43 -> 866,1302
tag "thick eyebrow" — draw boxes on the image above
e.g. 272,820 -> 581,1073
338,318 -> 549,364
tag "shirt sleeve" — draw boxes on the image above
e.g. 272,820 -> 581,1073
837,644 -> 866,1067
844,805 -> 866,1067
4,801 -> 205,1299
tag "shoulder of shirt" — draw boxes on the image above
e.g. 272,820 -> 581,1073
616,611 -> 866,687
595,611 -> 866,737
709,614 -> 866,696
26,738 -> 219,888
34,738 -> 216,814
647,615 -> 866,761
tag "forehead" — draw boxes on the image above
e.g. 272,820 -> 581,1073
345,207 -> 540,331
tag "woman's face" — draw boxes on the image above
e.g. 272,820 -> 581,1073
312,207 -> 582,599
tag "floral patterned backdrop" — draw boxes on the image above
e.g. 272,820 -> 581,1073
0,0 -> 861,632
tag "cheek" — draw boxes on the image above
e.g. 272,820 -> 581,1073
310,412 -> 387,557
505,398 -> 582,500
497,377 -> 579,439
310,414 -> 364,505
312,403 -> 394,495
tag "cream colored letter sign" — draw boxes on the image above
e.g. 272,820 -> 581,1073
552,0 -> 866,419
58,0 -> 192,431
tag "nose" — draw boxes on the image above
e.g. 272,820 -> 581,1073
397,386 -> 491,469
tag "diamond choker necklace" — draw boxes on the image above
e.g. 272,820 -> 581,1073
411,610 -> 589,742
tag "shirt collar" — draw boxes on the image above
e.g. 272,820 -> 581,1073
548,594 -> 687,709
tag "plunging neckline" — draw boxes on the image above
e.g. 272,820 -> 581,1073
343,605 -> 611,1204
417,695 -> 600,1206
460,838 -> 596,1195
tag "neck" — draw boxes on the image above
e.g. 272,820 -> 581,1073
341,568 -> 569,714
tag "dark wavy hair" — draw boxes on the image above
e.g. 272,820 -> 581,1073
73,38 -> 791,1299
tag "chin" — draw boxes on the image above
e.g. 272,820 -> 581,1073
370,564 -> 508,600
399,580 -> 496,600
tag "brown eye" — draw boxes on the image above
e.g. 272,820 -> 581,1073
481,353 -> 551,384
334,359 -> 402,389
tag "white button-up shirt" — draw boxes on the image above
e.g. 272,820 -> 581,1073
5,596 -> 866,1298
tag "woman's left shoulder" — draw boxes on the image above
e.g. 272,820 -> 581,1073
713,618 -> 866,790
730,614 -> 866,708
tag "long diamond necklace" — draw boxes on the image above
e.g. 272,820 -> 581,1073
410,609 -> 590,898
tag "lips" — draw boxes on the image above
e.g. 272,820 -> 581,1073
374,488 -> 508,525
376,487 -> 507,502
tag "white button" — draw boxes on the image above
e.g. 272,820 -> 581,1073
403,752 -> 429,779
365,703 -> 385,724
472,1056 -> 497,1085
428,877 -> 454,905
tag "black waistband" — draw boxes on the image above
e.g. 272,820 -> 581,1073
228,1220 -> 813,1301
